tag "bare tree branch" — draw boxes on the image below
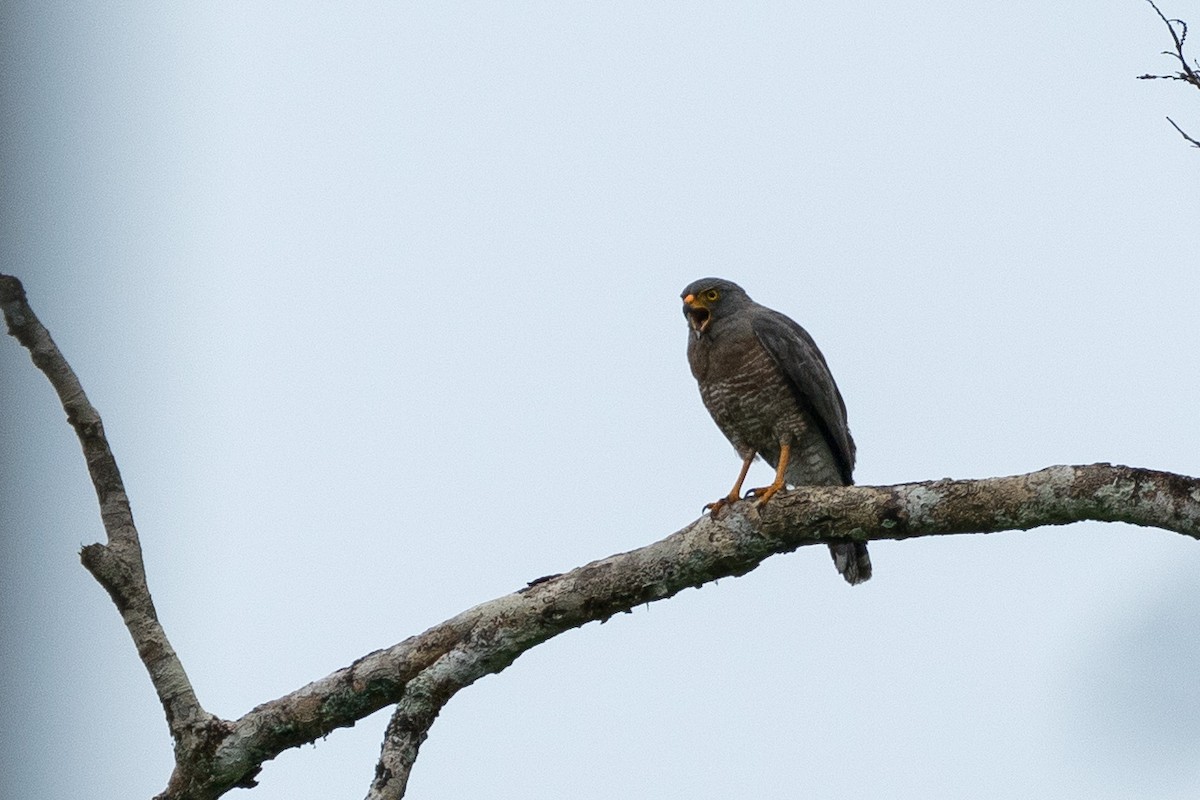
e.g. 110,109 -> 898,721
1138,0 -> 1200,147
1166,115 -> 1200,147
367,650 -> 477,800
5,273 -> 1199,800
0,275 -> 219,745
361,467 -> 1200,797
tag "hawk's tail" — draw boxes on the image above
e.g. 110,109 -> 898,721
829,541 -> 871,585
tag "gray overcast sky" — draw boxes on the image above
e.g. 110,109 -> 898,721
2,2 -> 1198,798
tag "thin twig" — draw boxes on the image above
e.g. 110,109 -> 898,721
1139,1 -> 1200,145
1167,115 -> 1200,146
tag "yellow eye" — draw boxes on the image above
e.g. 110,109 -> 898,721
704,289 -> 720,302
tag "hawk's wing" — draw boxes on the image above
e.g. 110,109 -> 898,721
751,308 -> 856,483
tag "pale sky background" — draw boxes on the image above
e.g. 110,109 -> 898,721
2,3 -> 1199,799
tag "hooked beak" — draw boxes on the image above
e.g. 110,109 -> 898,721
682,293 -> 712,336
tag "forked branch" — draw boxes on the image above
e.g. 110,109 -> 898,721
1138,0 -> 1200,147
4,273 -> 1198,800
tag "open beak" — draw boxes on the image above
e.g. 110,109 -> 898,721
682,293 -> 712,336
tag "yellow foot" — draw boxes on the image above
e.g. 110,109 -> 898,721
703,496 -> 737,518
746,483 -> 783,507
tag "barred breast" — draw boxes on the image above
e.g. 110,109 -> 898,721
689,327 -> 845,487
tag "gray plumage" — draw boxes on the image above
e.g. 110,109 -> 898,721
682,277 -> 871,585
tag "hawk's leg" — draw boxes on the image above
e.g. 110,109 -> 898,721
747,441 -> 790,507
704,454 -> 754,517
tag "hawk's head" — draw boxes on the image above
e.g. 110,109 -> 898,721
681,278 -> 750,337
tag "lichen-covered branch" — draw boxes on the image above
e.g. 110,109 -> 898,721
0,274 -> 210,744
366,649 -> 481,800
244,464 -> 1200,800
5,273 -> 1198,800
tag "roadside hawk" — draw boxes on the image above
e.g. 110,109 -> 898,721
682,277 -> 871,585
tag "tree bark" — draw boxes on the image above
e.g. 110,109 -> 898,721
4,273 -> 1198,799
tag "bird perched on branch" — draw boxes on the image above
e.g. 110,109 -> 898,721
681,278 -> 871,585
